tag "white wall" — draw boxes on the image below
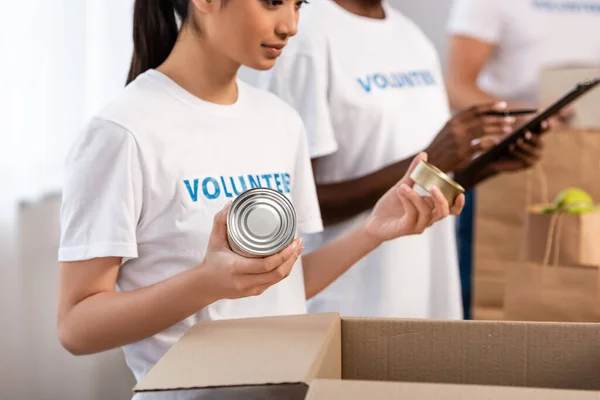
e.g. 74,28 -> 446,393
17,194 -> 136,400
389,0 -> 455,69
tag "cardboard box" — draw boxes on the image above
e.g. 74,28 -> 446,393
135,313 -> 600,399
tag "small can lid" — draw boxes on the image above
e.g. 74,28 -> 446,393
228,188 -> 297,257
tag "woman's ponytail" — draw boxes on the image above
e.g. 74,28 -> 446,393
126,0 -> 189,84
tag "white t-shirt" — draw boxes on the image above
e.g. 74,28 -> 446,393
267,0 -> 462,319
448,0 -> 600,105
58,70 -> 323,395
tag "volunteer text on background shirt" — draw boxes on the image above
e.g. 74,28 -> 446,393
448,0 -> 600,105
267,0 -> 463,319
58,69 -> 323,384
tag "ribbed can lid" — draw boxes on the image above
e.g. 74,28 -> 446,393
227,188 -> 297,257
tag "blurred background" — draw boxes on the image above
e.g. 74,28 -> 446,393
1,0 -> 598,399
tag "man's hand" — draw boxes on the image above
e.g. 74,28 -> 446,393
426,102 -> 518,173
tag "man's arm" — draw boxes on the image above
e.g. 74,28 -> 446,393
311,102 -> 516,226
446,35 -> 500,110
311,157 -> 416,226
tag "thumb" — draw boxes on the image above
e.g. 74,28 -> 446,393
400,152 -> 427,186
208,201 -> 232,250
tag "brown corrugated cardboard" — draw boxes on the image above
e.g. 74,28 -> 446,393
135,313 -> 600,398
306,380 -> 600,399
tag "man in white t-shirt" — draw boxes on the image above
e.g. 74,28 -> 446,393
446,0 -> 600,108
256,0 -> 543,320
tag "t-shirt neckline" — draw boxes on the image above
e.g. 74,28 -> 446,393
323,0 -> 394,29
144,69 -> 249,117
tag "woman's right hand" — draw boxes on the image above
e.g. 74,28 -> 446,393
199,202 -> 304,301
425,102 -> 517,173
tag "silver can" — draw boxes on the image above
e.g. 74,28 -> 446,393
227,187 -> 297,258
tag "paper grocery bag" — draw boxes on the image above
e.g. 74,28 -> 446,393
504,261 -> 600,322
472,129 -> 600,319
525,206 -> 600,267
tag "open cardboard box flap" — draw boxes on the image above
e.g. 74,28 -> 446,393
135,313 -> 600,398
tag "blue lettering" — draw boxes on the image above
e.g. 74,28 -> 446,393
356,70 -> 439,92
422,71 -> 436,85
202,177 -> 220,200
220,176 -> 234,198
230,177 -> 243,196
262,174 -> 273,188
357,77 -> 372,93
409,72 -> 422,85
389,73 -> 402,88
373,74 -> 388,89
184,179 -> 199,202
273,173 -> 283,193
186,172 -> 293,201
248,175 -> 262,189
282,173 -> 291,193
238,176 -> 248,192
391,73 -> 405,88
401,74 -> 415,87
532,0 -> 600,13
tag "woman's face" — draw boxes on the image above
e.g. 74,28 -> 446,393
193,0 -> 307,70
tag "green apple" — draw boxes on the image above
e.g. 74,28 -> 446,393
554,187 -> 593,210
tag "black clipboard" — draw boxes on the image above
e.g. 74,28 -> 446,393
455,77 -> 600,187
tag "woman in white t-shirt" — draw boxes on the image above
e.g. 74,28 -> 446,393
265,0 -> 546,320
56,0 -> 464,394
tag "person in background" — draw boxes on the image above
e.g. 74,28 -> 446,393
56,1 -> 463,398
446,0 -> 600,317
263,0 -> 547,320
447,0 -> 600,110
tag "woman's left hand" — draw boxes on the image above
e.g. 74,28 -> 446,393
364,153 -> 465,242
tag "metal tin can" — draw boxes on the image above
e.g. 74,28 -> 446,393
227,187 -> 297,258
410,160 -> 465,205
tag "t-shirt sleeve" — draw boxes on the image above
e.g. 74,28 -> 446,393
447,0 -> 504,44
291,122 -> 324,236
268,36 -> 338,159
58,118 -> 143,262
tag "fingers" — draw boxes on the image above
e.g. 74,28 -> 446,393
251,250 -> 301,288
430,186 -> 450,223
470,136 -> 501,153
241,251 -> 301,295
557,106 -> 575,124
463,115 -> 516,140
236,238 -> 302,275
450,194 -> 466,216
396,185 -> 418,230
509,140 -> 540,167
400,152 -> 427,187
208,201 -> 233,250
225,238 -> 304,298
399,184 -> 434,234
455,101 -> 507,122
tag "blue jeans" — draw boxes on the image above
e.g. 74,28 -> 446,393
456,190 -> 475,320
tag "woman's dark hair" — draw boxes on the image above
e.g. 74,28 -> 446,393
126,0 -> 190,84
